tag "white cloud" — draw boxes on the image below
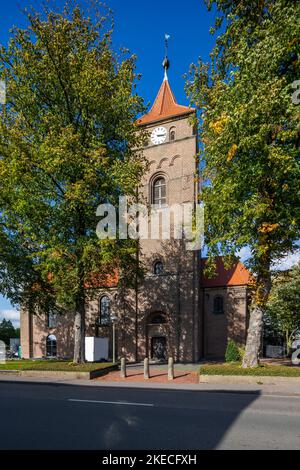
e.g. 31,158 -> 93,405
237,246 -> 252,262
237,246 -> 300,272
0,309 -> 20,328
272,250 -> 300,271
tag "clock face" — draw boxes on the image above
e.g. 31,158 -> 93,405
151,127 -> 167,145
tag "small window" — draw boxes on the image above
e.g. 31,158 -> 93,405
149,313 -> 166,324
100,295 -> 110,325
213,296 -> 224,315
48,310 -> 57,328
152,177 -> 166,207
154,261 -> 164,275
46,334 -> 57,357
170,128 -> 176,141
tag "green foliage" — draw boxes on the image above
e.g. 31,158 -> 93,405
200,363 -> 300,377
187,0 -> 300,271
0,319 -> 18,346
265,263 -> 300,353
0,1 -> 147,361
225,340 -> 241,362
186,0 -> 300,366
0,359 -> 116,372
237,345 -> 245,361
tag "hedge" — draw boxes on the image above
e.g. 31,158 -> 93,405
200,363 -> 300,377
0,360 -> 115,372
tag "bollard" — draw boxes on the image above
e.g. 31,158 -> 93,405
120,357 -> 126,379
168,357 -> 174,380
144,357 -> 150,379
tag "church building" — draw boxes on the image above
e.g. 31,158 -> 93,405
20,57 -> 251,363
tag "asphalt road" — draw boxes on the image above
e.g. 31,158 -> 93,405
0,382 -> 299,450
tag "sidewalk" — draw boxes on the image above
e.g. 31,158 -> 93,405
96,367 -> 199,384
1,372 -> 300,397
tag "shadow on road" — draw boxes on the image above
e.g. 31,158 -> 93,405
0,382 -> 263,450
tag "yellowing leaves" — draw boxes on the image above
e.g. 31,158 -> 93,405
227,144 -> 238,162
258,222 -> 280,234
209,115 -> 229,136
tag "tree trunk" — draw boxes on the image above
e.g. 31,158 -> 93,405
242,303 -> 264,367
73,294 -> 86,363
242,265 -> 271,368
286,331 -> 292,357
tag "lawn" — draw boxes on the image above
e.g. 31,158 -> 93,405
200,363 -> 300,377
0,360 -> 115,372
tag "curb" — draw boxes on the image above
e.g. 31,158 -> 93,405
0,364 -> 118,380
1,375 -> 300,397
199,374 -> 300,385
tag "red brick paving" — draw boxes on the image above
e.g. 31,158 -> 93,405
96,369 -> 199,384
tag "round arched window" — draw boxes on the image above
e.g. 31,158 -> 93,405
46,334 -> 57,357
149,313 -> 167,324
169,127 -> 176,141
152,177 -> 166,207
213,296 -> 224,315
154,261 -> 164,275
100,296 -> 110,325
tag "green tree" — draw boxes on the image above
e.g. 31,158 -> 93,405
225,340 -> 241,363
0,319 -> 18,346
187,0 -> 300,366
0,2 -> 146,362
266,263 -> 300,355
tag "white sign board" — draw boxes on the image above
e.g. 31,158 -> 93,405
0,340 -> 6,363
265,345 -> 285,358
85,337 -> 109,362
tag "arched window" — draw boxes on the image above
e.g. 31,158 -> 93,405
169,127 -> 176,141
149,313 -> 167,324
154,260 -> 164,275
213,296 -> 224,315
100,295 -> 110,325
47,310 -> 57,328
46,334 -> 57,357
152,176 -> 166,207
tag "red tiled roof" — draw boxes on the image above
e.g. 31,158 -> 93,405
138,78 -> 194,125
84,270 -> 119,289
83,258 -> 250,289
201,257 -> 251,287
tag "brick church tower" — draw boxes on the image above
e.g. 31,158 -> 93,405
128,58 -> 201,362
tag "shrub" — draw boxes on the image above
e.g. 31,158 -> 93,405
238,345 -> 245,360
199,364 -> 300,377
225,340 -> 241,362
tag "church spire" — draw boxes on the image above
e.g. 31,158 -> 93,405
137,35 -> 195,126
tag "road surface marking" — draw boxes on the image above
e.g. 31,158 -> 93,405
68,399 -> 154,407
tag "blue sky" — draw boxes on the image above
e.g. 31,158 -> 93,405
0,0 -> 217,109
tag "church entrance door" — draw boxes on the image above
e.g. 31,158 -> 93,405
151,336 -> 167,361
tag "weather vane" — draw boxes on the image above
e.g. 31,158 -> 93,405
162,33 -> 170,80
